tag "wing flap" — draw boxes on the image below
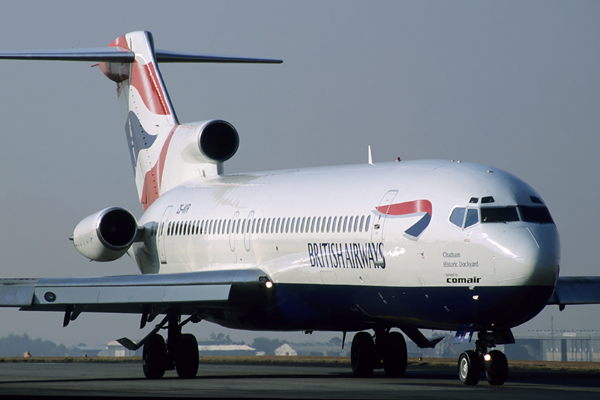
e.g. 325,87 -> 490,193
0,279 -> 39,306
548,277 -> 600,306
0,268 -> 266,313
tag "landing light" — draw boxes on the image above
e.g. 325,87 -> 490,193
258,276 -> 273,289
483,353 -> 492,362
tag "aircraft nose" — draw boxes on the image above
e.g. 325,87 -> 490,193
492,224 -> 560,287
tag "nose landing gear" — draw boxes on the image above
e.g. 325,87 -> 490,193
458,331 -> 510,386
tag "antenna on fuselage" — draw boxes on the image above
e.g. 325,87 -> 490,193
368,145 -> 373,165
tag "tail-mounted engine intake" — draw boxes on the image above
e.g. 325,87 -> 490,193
195,120 -> 239,162
72,207 -> 138,261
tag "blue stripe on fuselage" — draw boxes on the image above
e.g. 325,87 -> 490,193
267,283 -> 554,332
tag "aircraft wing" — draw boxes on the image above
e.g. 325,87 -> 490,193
0,268 -> 269,318
547,277 -> 600,307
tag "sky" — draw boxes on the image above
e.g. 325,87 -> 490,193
0,1 -> 599,348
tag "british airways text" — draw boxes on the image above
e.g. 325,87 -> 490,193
307,242 -> 386,269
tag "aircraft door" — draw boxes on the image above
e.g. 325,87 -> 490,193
158,205 -> 173,264
229,211 -> 240,252
244,211 -> 255,252
371,190 -> 398,243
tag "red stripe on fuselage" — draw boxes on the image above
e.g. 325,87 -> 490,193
376,200 -> 432,216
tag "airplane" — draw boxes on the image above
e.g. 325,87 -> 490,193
1,30 -> 599,385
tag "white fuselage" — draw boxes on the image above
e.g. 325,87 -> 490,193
130,159 -> 560,331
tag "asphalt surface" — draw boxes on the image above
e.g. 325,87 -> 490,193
0,361 -> 598,399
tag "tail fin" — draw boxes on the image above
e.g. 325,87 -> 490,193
0,31 -> 281,210
100,32 -> 178,208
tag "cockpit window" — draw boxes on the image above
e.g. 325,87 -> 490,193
450,207 -> 466,227
481,207 -> 519,223
449,207 -> 479,228
518,206 -> 554,224
530,196 -> 543,204
481,196 -> 495,204
464,208 -> 479,228
480,205 -> 554,224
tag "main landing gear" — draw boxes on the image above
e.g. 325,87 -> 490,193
350,329 -> 408,378
458,331 -> 509,386
142,312 -> 199,379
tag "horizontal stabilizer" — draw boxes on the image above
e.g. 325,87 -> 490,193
155,50 -> 282,64
0,48 -> 282,64
0,48 -> 134,62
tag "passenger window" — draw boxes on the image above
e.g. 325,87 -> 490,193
300,217 -> 305,233
464,209 -> 479,228
343,216 -> 348,232
349,216 -> 354,232
450,208 -> 466,227
365,216 -> 371,232
359,216 -> 365,232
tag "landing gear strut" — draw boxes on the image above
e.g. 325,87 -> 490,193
458,331 -> 509,386
142,311 -> 199,379
350,329 -> 407,378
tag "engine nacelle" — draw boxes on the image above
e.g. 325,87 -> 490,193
72,207 -> 138,262
196,120 -> 239,162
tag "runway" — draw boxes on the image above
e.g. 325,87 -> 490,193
0,360 -> 599,399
